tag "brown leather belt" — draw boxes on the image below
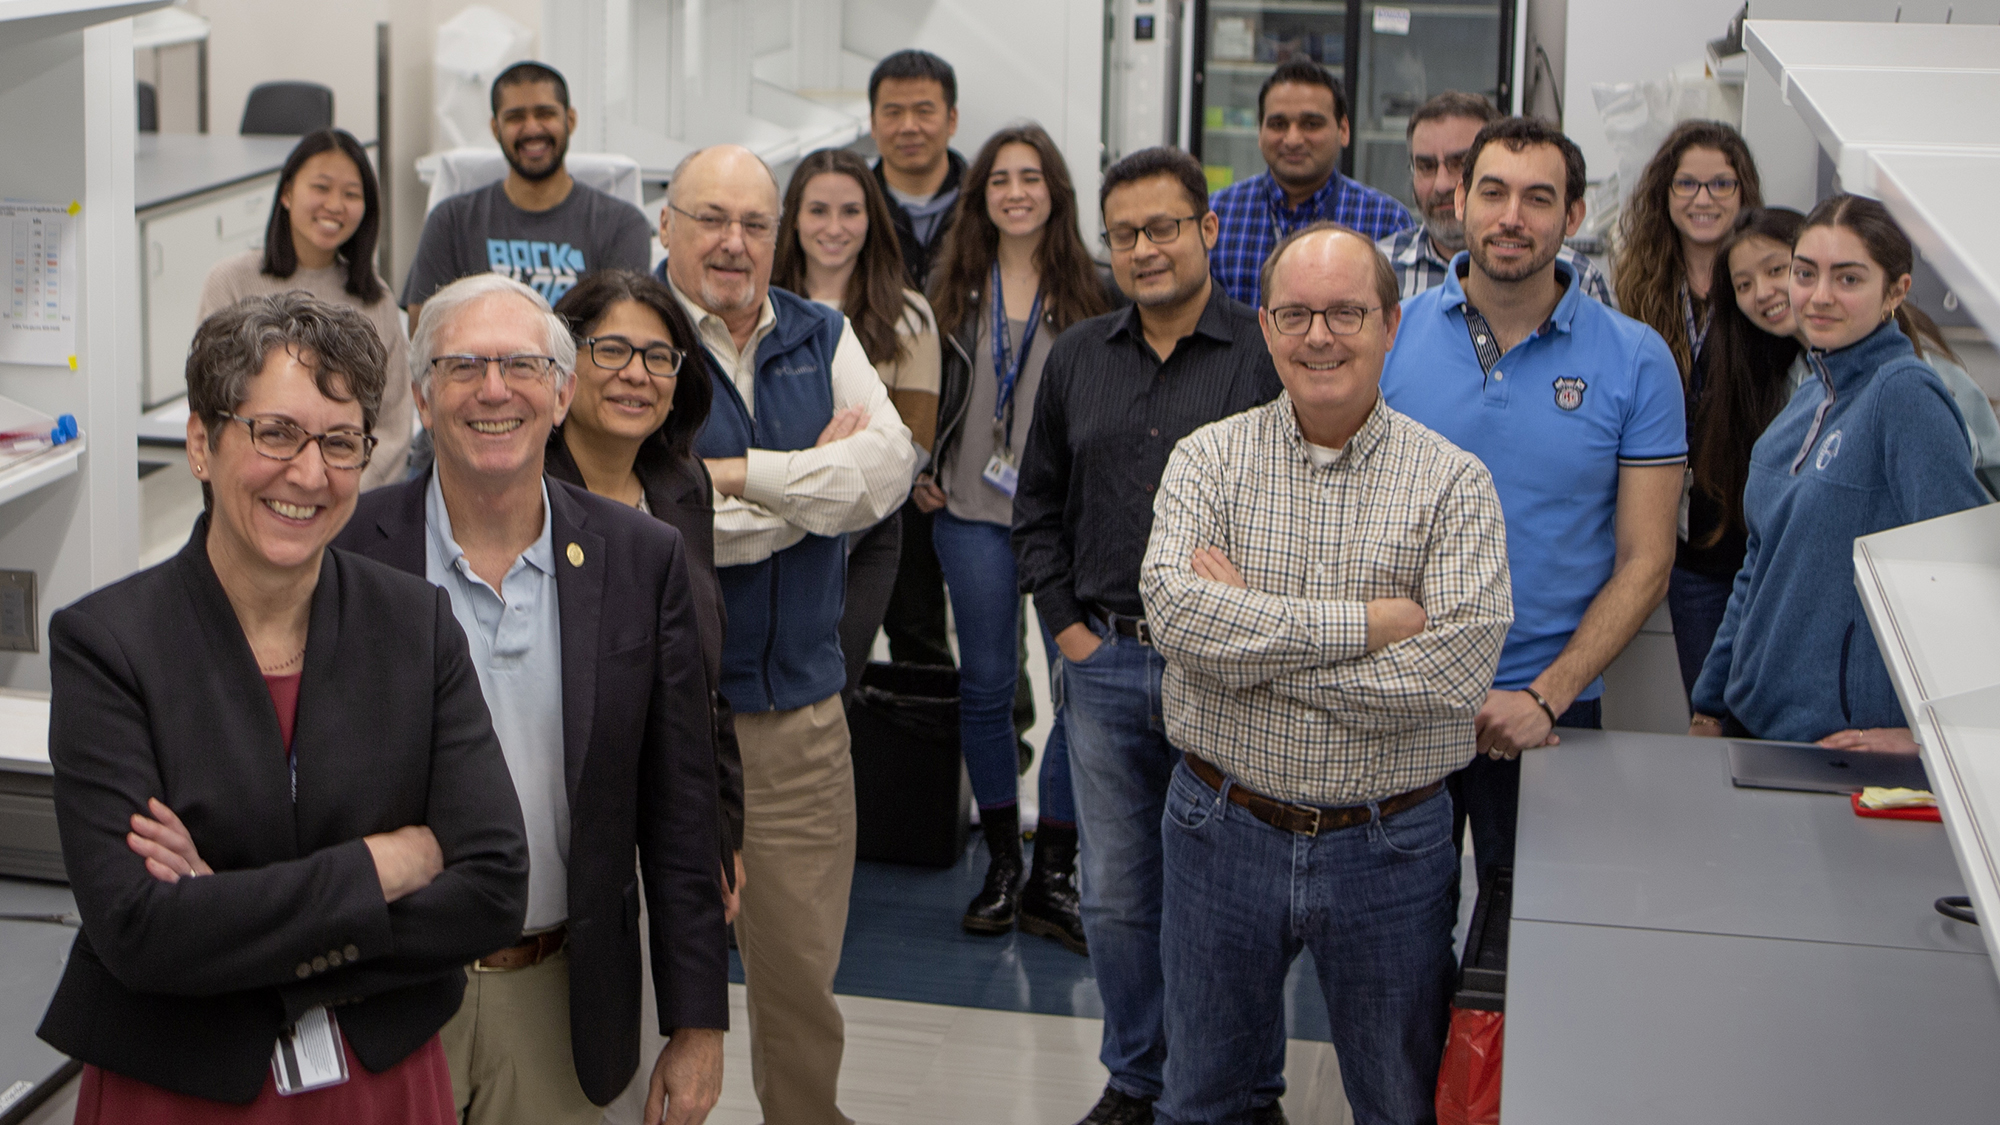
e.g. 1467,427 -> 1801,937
1184,754 -> 1443,837
473,925 -> 567,973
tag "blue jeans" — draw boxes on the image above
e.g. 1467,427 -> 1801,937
1061,621 -> 1284,1101
1157,762 -> 1460,1125
1667,565 -> 1734,703
932,511 -> 1075,822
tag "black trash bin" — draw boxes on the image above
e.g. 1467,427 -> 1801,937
846,661 -> 972,867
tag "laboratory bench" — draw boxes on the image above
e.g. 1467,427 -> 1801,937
1502,729 -> 2000,1121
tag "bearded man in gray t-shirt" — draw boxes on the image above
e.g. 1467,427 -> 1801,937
400,61 -> 651,325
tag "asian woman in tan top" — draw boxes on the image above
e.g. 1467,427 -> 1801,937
201,129 -> 413,491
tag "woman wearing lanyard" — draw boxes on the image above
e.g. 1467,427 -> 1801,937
1614,121 -> 1763,699
919,124 -> 1110,947
772,147 -> 944,699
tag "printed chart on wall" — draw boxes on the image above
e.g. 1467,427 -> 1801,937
1,201 -> 79,368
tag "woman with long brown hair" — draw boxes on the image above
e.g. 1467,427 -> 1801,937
1614,120 -> 1764,382
1689,195 -> 1987,748
915,122 -> 1110,951
1616,120 -> 1764,701
772,147 -> 942,699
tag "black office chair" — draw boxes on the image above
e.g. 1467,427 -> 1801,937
136,81 -> 158,133
239,82 -> 334,136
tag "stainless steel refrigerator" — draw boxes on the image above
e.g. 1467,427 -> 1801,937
1187,0 -> 1522,209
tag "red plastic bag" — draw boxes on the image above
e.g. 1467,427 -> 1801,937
1434,1006 -> 1503,1125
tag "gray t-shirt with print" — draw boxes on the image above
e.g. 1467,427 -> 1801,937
400,179 -> 651,308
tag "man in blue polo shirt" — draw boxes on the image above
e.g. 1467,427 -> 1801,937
1209,59 -> 1412,309
1381,117 -> 1683,894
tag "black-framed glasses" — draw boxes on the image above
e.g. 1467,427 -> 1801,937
219,412 -> 375,469
1266,304 -> 1378,336
668,203 -> 778,242
1411,151 -> 1470,179
1670,175 -> 1740,200
428,354 -> 562,385
584,336 -> 683,378
1102,215 -> 1201,251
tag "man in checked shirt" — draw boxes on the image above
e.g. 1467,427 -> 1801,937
1140,223 -> 1512,1125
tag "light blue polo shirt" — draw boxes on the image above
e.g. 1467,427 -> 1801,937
1380,254 -> 1685,700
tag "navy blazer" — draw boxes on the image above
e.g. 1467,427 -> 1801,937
37,520 -> 530,1103
333,473 -> 729,1105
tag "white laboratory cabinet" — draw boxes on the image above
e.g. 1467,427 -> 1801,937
137,178 -> 274,407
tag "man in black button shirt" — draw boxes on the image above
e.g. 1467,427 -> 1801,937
1013,147 -> 1284,1125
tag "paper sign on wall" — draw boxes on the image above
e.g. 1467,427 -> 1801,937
1,202 -> 79,368
1373,7 -> 1412,35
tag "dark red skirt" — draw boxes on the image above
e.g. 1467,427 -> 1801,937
75,1033 -> 453,1125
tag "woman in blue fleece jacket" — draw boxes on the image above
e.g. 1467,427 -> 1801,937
1689,195 -> 1989,747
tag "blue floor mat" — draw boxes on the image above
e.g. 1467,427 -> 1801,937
729,835 -> 1336,1042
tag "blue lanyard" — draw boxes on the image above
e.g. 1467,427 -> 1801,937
990,262 -> 1045,452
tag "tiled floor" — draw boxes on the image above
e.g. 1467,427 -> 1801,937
696,985 -> 1352,1125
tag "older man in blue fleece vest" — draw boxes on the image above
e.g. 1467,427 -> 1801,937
656,143 -> 915,1125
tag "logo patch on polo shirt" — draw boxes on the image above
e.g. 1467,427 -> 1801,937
1552,376 -> 1587,411
1815,429 -> 1844,470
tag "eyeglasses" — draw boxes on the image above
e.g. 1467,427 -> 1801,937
1102,215 -> 1201,251
1670,175 -> 1740,200
584,336 -> 683,378
428,354 -> 562,385
1265,304 -> 1379,336
1410,151 -> 1470,179
219,412 -> 375,469
669,203 -> 777,242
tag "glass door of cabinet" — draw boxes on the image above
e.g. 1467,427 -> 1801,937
1192,0 -> 1349,195
1351,1 -> 1508,209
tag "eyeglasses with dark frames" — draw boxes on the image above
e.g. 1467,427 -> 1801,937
583,336 -> 683,379
218,412 -> 375,469
1669,175 -> 1740,200
1102,215 -> 1202,251
1265,305 -> 1379,336
428,354 -> 563,385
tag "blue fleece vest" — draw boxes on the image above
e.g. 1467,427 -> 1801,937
1690,320 -> 1989,739
686,281 -> 851,713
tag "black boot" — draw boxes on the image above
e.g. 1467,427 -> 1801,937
1018,821 -> 1087,955
962,806 -> 1023,934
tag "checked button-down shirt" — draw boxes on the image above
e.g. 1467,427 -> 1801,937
1139,393 -> 1513,807
1209,171 -> 1414,309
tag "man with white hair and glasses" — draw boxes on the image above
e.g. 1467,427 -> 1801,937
655,144 -> 916,1125
337,272 -> 729,1125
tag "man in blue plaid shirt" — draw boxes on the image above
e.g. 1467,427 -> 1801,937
1209,60 -> 1413,308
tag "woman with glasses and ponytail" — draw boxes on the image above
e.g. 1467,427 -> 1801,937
1615,121 -> 1767,702
1689,195 -> 1988,749
542,269 -> 746,954
919,123 -> 1112,950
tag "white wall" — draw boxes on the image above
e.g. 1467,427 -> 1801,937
843,0 -> 1106,242
1560,0 -> 1741,182
180,0 -> 387,139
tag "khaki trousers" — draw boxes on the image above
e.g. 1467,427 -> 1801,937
735,693 -> 857,1125
440,944 -> 601,1125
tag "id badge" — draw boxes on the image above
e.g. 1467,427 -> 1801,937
982,453 -> 1019,498
271,1006 -> 350,1096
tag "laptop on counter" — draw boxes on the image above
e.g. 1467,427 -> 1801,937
1728,739 -> 1931,795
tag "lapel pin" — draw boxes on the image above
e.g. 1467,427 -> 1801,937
567,543 -> 584,567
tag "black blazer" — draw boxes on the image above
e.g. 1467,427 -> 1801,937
334,474 -> 729,1105
37,519 -> 530,1104
544,430 -> 744,854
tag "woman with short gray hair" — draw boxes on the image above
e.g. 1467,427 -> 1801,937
38,291 -> 529,1122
